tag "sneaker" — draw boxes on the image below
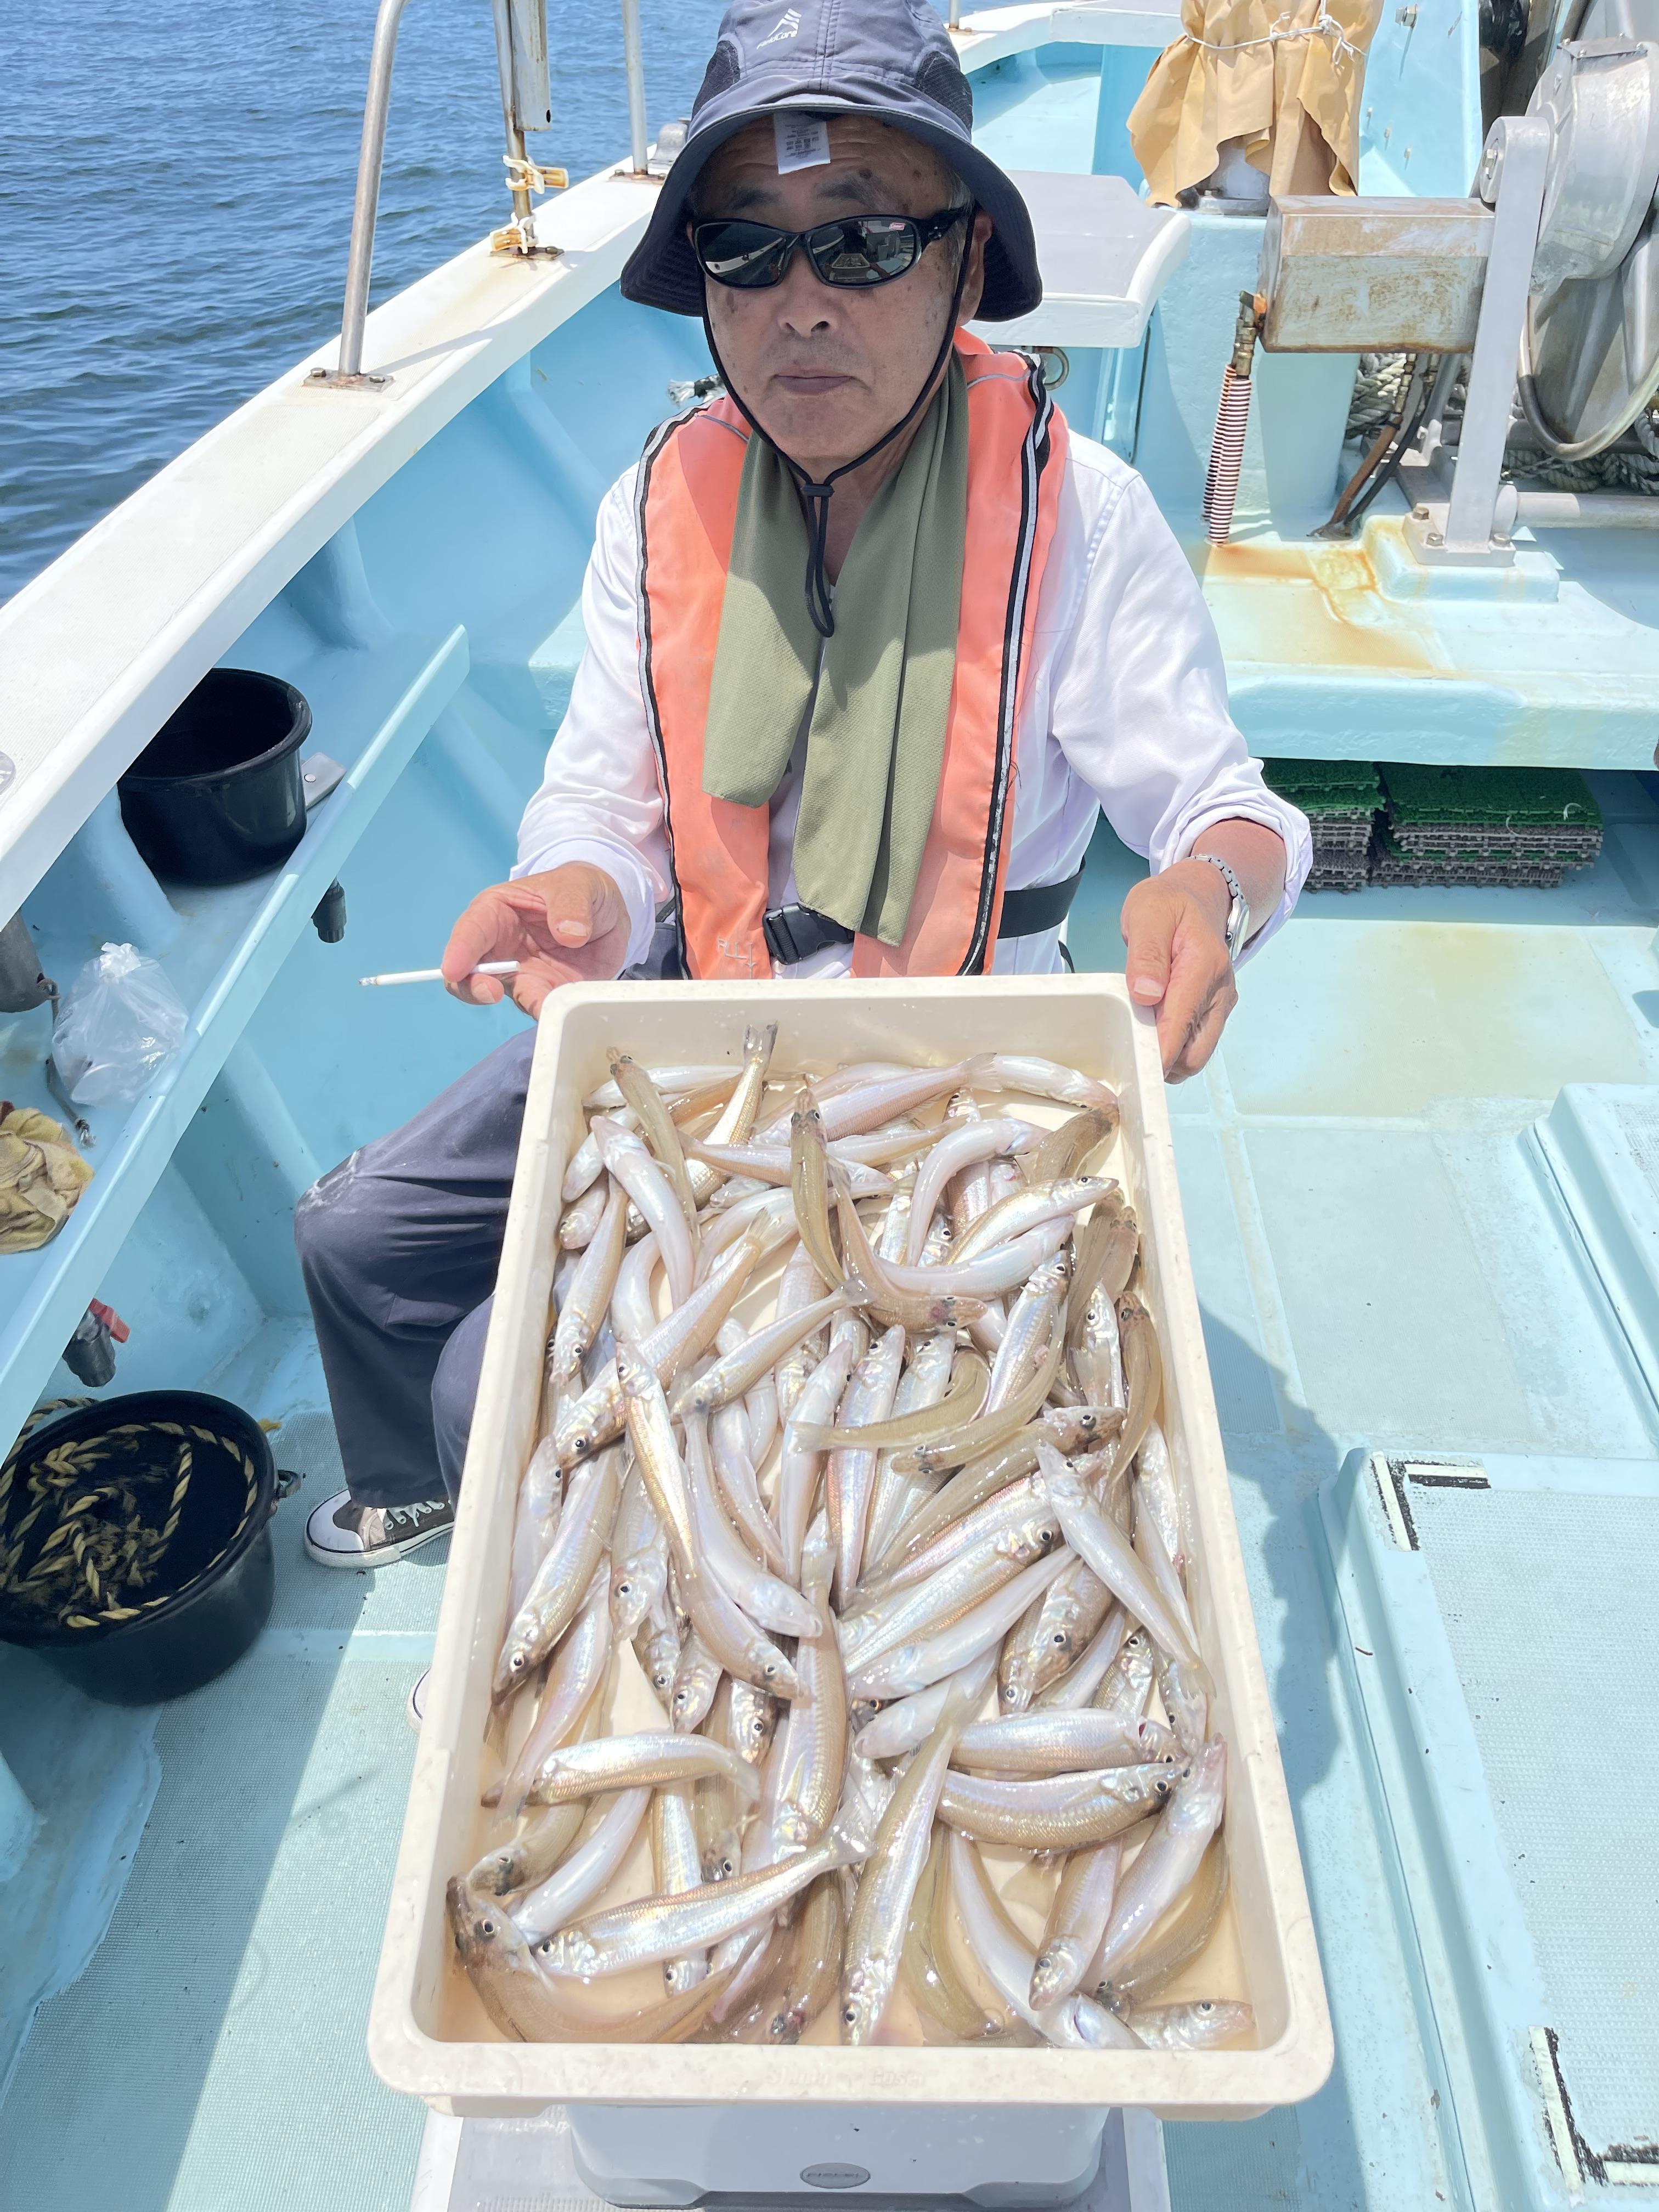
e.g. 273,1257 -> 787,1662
303,1489 -> 454,1568
407,1667 -> 430,1733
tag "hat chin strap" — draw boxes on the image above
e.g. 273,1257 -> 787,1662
700,223 -> 978,640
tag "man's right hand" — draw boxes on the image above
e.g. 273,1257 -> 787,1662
441,865 -> 631,1018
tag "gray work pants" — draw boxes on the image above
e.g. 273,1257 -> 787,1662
294,1028 -> 535,1509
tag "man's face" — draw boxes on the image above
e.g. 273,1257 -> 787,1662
693,115 -> 990,479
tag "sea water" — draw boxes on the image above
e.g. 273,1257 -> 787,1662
0,0 -> 727,602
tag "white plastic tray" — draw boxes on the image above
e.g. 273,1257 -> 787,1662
369,977 -> 1331,2120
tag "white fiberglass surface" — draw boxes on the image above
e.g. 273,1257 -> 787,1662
971,45 -> 1104,173
1412,1477 -> 1659,2166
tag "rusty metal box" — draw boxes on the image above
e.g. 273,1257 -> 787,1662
1260,196 -> 1493,353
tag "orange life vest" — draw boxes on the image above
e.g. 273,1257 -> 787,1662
634,331 -> 1068,980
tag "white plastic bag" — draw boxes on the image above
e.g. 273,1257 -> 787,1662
51,942 -> 188,1107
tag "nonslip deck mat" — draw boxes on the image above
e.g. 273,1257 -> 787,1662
1388,829 -> 1600,862
1378,763 -> 1602,828
1304,819 -> 1375,854
1261,758 -> 1383,813
1262,762 -> 1606,889
1378,764 -> 1604,877
1370,829 -> 1567,889
1262,759 -> 1380,895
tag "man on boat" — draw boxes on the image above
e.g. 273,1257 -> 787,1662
296,0 -> 1310,1601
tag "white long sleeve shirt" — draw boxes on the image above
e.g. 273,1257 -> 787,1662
514,426 -> 1311,974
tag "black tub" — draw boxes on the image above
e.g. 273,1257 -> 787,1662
120,667 -> 312,885
0,1392 -> 296,1705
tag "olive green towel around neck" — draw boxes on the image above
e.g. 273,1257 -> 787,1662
701,357 -> 968,947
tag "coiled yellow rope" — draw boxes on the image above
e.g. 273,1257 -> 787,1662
0,1410 -> 258,1632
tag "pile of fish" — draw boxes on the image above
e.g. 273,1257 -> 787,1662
448,1029 -> 1247,2054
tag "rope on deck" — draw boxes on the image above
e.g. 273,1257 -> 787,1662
1346,351 -> 1659,493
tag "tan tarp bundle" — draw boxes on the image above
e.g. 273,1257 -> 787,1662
0,1106 -> 93,1254
1129,0 -> 1381,207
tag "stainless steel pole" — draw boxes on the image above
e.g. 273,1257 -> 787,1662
620,0 -> 650,173
490,0 -> 535,225
1513,491 -> 1659,528
335,0 -> 414,382
1442,115 -> 1549,554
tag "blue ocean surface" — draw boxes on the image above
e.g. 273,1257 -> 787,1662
0,0 -> 729,604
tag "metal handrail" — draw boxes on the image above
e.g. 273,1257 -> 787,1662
620,0 -> 650,174
489,0 -> 541,228
331,0 -> 413,386
313,0 -> 562,391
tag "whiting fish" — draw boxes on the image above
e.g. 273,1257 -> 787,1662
452,1040 -> 1250,2056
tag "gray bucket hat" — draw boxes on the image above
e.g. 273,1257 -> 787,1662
619,0 -> 1042,322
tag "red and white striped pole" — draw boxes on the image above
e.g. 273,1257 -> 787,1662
1202,291 -> 1265,545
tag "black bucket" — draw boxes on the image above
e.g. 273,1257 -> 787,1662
0,1392 -> 295,1705
119,667 -> 312,886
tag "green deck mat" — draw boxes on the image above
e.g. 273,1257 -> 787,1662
1378,763 -> 1602,828
1262,759 -> 1383,816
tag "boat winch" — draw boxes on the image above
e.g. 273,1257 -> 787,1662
1248,0 -> 1659,562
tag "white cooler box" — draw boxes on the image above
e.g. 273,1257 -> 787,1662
368,977 -> 1331,2205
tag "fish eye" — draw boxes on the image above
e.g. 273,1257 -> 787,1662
1049,1632 -> 1068,1649
480,1916 -> 497,1936
842,2005 -> 858,2025
510,1654 -> 526,1673
1197,2001 -> 1214,2013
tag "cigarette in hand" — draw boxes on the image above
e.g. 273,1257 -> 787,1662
358,960 -> 521,989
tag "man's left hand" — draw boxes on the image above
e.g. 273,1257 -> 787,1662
1120,861 -> 1238,1082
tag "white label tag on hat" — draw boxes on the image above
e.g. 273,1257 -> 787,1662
775,113 -> 831,173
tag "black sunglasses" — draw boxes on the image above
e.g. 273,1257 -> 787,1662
691,206 -> 972,291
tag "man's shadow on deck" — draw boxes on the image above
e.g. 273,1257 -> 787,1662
1160,1309 -> 1387,2212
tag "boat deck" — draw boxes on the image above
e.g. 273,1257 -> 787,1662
5,8 -> 1659,2202
5,773 -> 1659,2211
